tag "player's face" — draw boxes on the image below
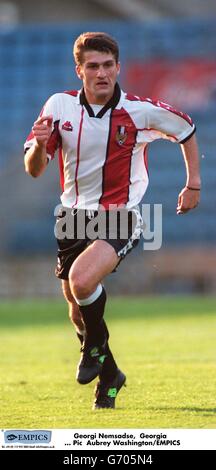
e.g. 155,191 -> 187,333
76,50 -> 120,105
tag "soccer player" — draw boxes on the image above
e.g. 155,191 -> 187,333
24,32 -> 201,410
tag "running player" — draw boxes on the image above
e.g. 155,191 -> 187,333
24,32 -> 201,409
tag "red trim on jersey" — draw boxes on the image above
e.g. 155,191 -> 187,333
125,93 -> 139,101
99,109 -> 137,209
148,99 -> 193,126
58,147 -> 64,191
73,107 -> 84,207
64,90 -> 78,97
46,120 -> 61,160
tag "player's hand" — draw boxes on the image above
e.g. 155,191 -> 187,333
32,115 -> 53,148
176,186 -> 200,215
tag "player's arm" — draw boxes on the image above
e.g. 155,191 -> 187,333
24,115 -> 53,178
143,100 -> 201,215
177,133 -> 201,214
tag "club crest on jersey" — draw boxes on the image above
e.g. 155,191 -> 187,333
116,126 -> 127,145
62,121 -> 73,131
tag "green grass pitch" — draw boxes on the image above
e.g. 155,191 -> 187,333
0,296 -> 216,429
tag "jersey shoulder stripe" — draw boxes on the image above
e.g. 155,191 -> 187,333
125,93 -> 193,127
125,93 -> 149,102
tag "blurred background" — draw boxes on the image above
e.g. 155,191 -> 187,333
0,0 -> 216,298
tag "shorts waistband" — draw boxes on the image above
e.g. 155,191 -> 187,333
56,207 -> 139,220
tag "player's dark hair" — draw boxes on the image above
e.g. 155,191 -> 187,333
73,32 -> 119,65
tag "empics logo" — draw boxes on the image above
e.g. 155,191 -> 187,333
5,433 -> 17,441
4,430 -> 52,444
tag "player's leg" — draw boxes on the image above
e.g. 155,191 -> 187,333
61,280 -> 85,344
62,272 -> 122,408
54,214 -> 124,405
54,229 -> 119,386
70,239 -> 118,299
55,208 -> 142,407
62,280 -> 118,396
62,277 -> 121,398
91,209 -> 143,408
69,239 -> 119,385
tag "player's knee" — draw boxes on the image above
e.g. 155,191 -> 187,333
69,266 -> 92,299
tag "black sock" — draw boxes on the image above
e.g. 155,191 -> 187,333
79,287 -> 107,346
79,289 -> 118,381
100,319 -> 118,382
100,342 -> 118,382
102,319 -> 109,340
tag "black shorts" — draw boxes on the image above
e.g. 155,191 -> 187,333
54,208 -> 143,280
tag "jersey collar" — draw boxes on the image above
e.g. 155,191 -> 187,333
79,82 -> 121,118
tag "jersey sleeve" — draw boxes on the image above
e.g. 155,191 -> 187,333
24,94 -> 62,161
140,99 -> 195,144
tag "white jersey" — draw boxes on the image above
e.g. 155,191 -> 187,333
24,84 -> 195,210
